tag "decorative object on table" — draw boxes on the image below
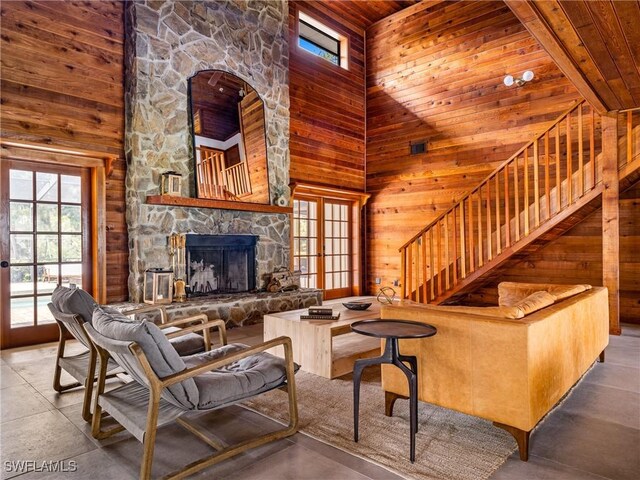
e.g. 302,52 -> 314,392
309,306 -> 333,315
300,308 -> 340,320
351,319 -> 437,463
160,171 -> 182,196
169,234 -> 187,302
343,301 -> 372,311
268,267 -> 301,292
376,286 -> 396,305
143,268 -> 174,304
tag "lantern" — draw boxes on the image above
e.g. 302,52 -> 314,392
143,269 -> 173,304
161,171 -> 182,197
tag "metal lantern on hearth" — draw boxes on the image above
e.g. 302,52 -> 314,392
143,268 -> 173,304
160,171 -> 182,197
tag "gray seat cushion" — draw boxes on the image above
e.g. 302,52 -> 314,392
51,285 -> 97,324
163,326 -> 206,356
181,344 -> 290,410
92,307 -> 199,409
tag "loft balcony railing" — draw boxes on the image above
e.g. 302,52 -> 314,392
196,146 -> 252,200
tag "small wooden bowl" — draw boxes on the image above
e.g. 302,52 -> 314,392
342,301 -> 372,311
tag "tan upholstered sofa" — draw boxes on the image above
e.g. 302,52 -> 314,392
380,283 -> 609,461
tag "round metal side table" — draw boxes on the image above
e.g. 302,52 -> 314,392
351,319 -> 437,463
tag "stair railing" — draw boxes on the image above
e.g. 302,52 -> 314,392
224,161 -> 252,197
196,146 -> 227,199
399,100 -> 605,303
196,146 -> 253,199
620,108 -> 640,170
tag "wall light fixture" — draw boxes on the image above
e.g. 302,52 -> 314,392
504,70 -> 534,87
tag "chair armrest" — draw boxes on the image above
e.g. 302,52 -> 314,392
160,336 -> 294,387
159,314 -> 212,329
122,305 -> 168,324
161,318 -> 227,349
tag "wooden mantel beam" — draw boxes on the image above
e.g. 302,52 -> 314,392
505,0 -> 609,115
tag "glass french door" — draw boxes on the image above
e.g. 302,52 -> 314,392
293,196 -> 353,299
0,160 -> 92,348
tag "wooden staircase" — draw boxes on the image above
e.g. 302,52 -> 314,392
399,102 -> 640,305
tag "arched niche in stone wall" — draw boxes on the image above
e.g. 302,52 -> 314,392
188,70 -> 271,205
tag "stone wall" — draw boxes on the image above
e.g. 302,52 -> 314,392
124,0 -> 290,301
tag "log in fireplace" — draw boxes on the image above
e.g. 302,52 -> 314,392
185,234 -> 257,296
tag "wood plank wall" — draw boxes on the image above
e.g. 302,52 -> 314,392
466,180 -> 640,324
239,91 -> 269,203
289,0 -> 366,191
365,0 -> 581,292
0,0 -> 128,302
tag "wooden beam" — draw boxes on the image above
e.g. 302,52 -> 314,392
601,114 -> 620,335
505,0 -> 609,114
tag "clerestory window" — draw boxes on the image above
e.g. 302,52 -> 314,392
298,11 -> 348,70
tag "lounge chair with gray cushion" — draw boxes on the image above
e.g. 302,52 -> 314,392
85,306 -> 298,479
48,285 -> 221,422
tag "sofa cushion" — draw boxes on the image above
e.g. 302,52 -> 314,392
428,304 -> 525,319
51,285 -> 97,324
513,291 -> 555,316
498,282 -> 591,306
92,307 -> 199,409
548,284 -> 592,301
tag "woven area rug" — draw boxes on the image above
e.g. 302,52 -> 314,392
243,368 -> 516,480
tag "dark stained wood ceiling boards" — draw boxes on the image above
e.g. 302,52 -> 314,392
301,0 -> 419,31
190,71 -> 247,141
507,0 -> 640,113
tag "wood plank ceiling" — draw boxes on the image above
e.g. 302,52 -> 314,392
307,0 -> 419,30
507,0 -> 640,112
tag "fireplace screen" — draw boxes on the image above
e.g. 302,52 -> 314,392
185,234 -> 257,295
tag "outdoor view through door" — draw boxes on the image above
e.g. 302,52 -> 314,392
0,160 -> 92,348
293,197 -> 353,299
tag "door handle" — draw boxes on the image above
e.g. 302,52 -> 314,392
1,261 -> 8,268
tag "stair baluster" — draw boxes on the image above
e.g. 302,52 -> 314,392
397,100 -> 625,304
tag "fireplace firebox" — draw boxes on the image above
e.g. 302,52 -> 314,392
185,234 -> 257,296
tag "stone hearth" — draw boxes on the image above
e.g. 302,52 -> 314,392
114,289 -> 322,328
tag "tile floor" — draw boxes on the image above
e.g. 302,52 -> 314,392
1,323 -> 638,479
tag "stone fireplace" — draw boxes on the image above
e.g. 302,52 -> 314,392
123,0 -> 290,302
185,234 -> 257,295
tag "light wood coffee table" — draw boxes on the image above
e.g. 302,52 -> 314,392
263,297 -> 383,379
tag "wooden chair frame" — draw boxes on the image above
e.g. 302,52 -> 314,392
88,320 -> 298,480
51,302 -> 218,422
51,308 -> 120,422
